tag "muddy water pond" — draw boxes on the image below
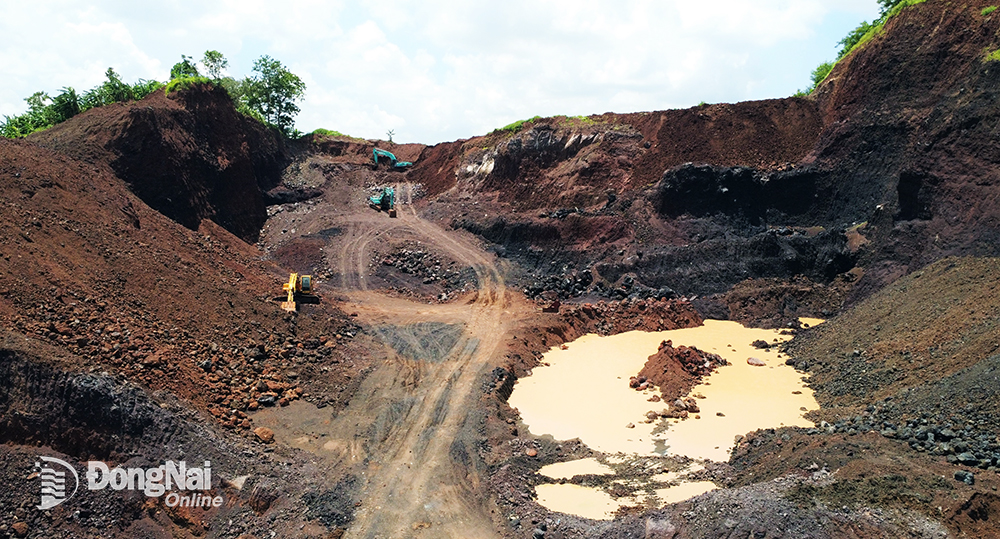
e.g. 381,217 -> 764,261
509,319 -> 820,518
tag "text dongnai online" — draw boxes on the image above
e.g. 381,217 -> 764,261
87,461 -> 223,507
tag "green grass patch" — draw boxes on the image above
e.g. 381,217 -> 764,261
312,128 -> 348,137
885,0 -> 926,18
983,6 -> 998,15
987,48 -> 1000,62
164,76 -> 214,95
566,114 -> 596,125
309,128 -> 366,142
493,115 -> 542,134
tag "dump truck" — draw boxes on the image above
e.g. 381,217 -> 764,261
369,186 -> 397,218
373,148 -> 412,170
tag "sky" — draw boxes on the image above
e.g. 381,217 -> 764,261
1,1 -> 881,144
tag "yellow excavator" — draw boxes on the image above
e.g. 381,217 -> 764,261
280,273 -> 318,312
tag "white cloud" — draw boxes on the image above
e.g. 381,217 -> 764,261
1,1 -> 881,142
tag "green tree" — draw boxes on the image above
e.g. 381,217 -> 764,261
202,50 -> 228,80
82,68 -> 134,109
243,55 -> 306,136
811,62 -> 834,89
2,68 -> 157,138
877,0 -> 904,16
50,87 -> 81,123
837,21 -> 874,59
170,54 -> 200,79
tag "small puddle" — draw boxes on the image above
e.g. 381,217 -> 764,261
511,319 -> 819,519
534,484 -> 627,521
653,481 -> 717,504
538,458 -> 614,479
799,317 -> 825,328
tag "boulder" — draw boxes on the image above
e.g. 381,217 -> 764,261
253,427 -> 275,443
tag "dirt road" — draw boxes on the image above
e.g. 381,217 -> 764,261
261,180 -> 516,537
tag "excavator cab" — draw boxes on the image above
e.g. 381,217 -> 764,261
368,186 -> 397,217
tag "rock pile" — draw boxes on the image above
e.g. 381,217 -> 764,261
634,339 -> 727,402
380,247 -> 476,293
4,291 -> 359,435
807,413 -> 1000,473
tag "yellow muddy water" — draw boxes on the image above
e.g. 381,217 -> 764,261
509,319 -> 819,461
512,319 -> 820,519
534,484 -> 625,520
538,458 -> 614,479
534,469 -> 716,520
799,317 -> 826,328
654,481 -> 717,504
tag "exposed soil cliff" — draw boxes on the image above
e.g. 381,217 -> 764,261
29,84 -> 288,242
407,0 -> 1000,327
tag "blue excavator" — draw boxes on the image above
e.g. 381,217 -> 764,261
369,186 -> 397,218
372,148 -> 412,170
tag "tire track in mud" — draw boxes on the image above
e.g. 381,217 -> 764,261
323,183 -> 510,538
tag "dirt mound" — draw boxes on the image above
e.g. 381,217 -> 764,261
0,135 -> 365,419
636,340 -> 727,402
775,256 -> 1000,521
0,341 -> 366,538
29,84 -> 288,242
788,257 -> 1000,409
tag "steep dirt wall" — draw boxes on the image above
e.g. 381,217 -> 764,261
617,97 -> 824,184
29,84 -> 288,242
409,0 -> 1000,311
407,139 -> 468,196
407,97 -> 822,205
804,0 -> 1000,293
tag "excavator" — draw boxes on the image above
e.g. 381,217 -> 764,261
369,186 -> 397,218
280,273 -> 318,312
372,148 -> 412,170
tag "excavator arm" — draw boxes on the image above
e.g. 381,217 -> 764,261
281,273 -> 300,312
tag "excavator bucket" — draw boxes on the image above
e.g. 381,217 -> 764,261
280,301 -> 297,312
